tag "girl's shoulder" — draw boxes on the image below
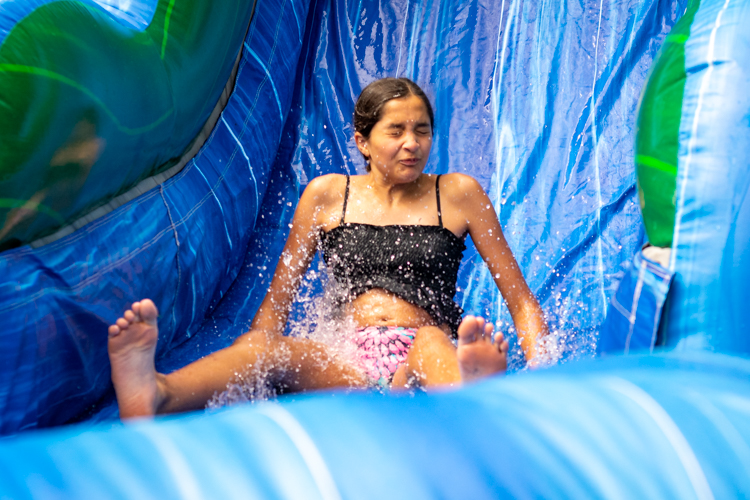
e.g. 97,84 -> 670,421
436,172 -> 486,200
303,173 -> 347,197
299,173 -> 350,213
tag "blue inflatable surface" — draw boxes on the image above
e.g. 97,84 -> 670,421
0,0 -> 305,432
1,352 -> 749,499
0,0 -> 690,433
665,0 -> 750,353
2,0 -> 750,496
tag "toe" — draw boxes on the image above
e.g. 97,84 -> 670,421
499,339 -> 509,353
116,317 -> 130,329
139,299 -> 159,324
484,322 -> 494,342
108,324 -> 121,337
124,310 -> 135,322
475,316 -> 485,334
457,315 -> 479,345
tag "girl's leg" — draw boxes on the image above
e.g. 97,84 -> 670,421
391,316 -> 508,390
391,325 -> 461,388
108,299 -> 366,420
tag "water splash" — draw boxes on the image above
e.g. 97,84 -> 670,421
208,263 -> 368,409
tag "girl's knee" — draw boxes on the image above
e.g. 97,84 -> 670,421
413,325 -> 453,347
403,326 -> 460,388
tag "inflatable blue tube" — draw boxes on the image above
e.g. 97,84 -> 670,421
1,352 -> 749,498
0,0 -> 306,433
665,0 -> 750,354
599,0 -> 750,357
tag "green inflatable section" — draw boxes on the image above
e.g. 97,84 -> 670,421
0,0 -> 253,250
635,0 -> 700,248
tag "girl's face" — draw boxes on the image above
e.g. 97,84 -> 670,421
355,95 -> 432,184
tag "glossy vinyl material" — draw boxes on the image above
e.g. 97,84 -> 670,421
0,0 -> 690,431
600,0 -> 750,357
598,249 -> 673,355
0,0 -> 253,248
0,0 -> 750,496
665,0 -> 750,354
1,352 -> 749,498
0,0 -> 306,433
635,0 -> 700,248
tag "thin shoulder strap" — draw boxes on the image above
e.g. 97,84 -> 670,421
340,175 -> 350,224
436,174 -> 443,228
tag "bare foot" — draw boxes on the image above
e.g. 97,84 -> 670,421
108,299 -> 163,419
456,315 -> 508,383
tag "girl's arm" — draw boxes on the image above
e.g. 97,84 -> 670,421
250,175 -> 339,336
443,173 -> 549,363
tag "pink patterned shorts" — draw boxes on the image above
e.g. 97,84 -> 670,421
354,326 -> 417,387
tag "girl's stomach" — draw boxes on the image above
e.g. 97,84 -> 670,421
345,288 -> 442,330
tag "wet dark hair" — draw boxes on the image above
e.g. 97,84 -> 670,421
354,78 -> 434,170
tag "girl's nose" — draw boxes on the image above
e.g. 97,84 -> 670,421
403,132 -> 419,150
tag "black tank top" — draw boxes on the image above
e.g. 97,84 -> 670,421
321,175 -> 466,335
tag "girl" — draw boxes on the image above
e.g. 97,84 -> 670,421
108,78 -> 548,418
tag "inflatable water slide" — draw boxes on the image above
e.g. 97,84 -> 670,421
1,0 -> 749,497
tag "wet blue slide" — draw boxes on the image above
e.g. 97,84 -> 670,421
1,0 -> 750,497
